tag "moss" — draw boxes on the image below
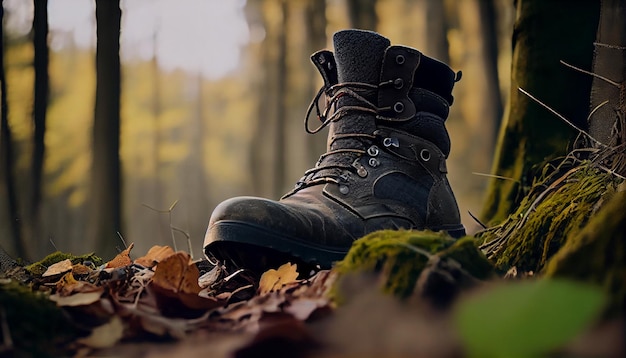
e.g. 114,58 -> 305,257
544,190 -> 626,314
25,251 -> 104,276
335,230 -> 493,299
438,237 -> 494,281
478,165 -> 619,273
0,280 -> 82,357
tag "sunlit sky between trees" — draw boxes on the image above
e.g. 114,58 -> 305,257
4,0 -> 252,79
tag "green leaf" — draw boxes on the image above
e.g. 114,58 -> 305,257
453,279 -> 605,358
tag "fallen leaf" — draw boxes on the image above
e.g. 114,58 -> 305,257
284,298 -> 327,321
77,316 -> 124,348
49,291 -> 104,307
105,243 -> 134,268
42,259 -> 73,277
258,263 -> 299,295
56,272 -> 103,296
72,263 -> 92,275
150,252 -> 223,314
151,252 -> 199,294
134,245 -> 175,268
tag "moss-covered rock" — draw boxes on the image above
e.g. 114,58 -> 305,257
25,251 -> 104,276
335,230 -> 493,299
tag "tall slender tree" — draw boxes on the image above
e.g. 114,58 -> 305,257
347,0 -> 377,30
303,0 -> 327,171
28,0 -> 49,251
89,0 -> 122,258
0,2 -> 25,258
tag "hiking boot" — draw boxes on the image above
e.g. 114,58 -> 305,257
204,29 -> 465,271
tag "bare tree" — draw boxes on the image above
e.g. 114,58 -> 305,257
26,0 -> 50,253
347,0 -> 377,30
0,2 -> 25,258
89,0 -> 122,258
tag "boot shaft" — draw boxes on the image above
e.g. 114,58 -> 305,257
311,29 -> 458,156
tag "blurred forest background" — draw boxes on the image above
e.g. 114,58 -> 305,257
0,0 -> 514,262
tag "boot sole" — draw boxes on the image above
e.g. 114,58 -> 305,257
204,220 -> 467,273
205,220 -> 347,271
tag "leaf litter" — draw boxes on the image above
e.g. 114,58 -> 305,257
3,244 -> 336,356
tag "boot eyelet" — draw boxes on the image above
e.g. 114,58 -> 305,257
367,145 -> 379,156
368,158 -> 380,167
393,78 -> 404,89
420,149 -> 431,162
383,137 -> 400,148
393,102 -> 404,113
352,159 -> 368,177
339,185 -> 349,194
395,54 -> 405,65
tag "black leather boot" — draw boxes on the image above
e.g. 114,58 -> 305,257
204,29 -> 465,271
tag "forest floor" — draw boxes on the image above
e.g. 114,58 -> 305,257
1,235 -> 624,358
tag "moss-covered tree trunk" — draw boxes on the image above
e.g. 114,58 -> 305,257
481,0 -> 600,224
477,0 -> 625,313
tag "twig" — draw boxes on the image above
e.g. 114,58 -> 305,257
116,231 -> 128,249
142,200 -> 181,251
560,60 -> 620,88
518,87 -> 607,147
472,172 -> 519,182
49,237 -> 58,251
468,211 -> 487,229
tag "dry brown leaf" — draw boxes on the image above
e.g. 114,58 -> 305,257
134,245 -> 175,268
49,291 -> 104,307
149,252 -> 224,313
284,298 -> 328,321
42,259 -> 73,277
151,251 -> 199,294
56,272 -> 103,296
72,263 -> 92,275
77,316 -> 124,348
258,263 -> 299,295
105,243 -> 134,268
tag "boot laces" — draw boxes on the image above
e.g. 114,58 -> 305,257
289,81 -> 397,193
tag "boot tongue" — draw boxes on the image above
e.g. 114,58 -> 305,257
333,29 -> 390,85
307,30 -> 391,184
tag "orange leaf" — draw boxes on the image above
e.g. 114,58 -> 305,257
55,272 -> 104,297
151,252 -> 200,294
258,263 -> 300,295
134,245 -> 175,268
105,243 -> 134,268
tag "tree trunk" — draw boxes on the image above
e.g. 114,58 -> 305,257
587,0 -> 626,146
481,0 -> 600,224
89,0 -> 122,258
346,0 -> 377,30
303,0 -> 327,170
27,0 -> 49,254
249,0 -> 288,199
0,4 -> 25,258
